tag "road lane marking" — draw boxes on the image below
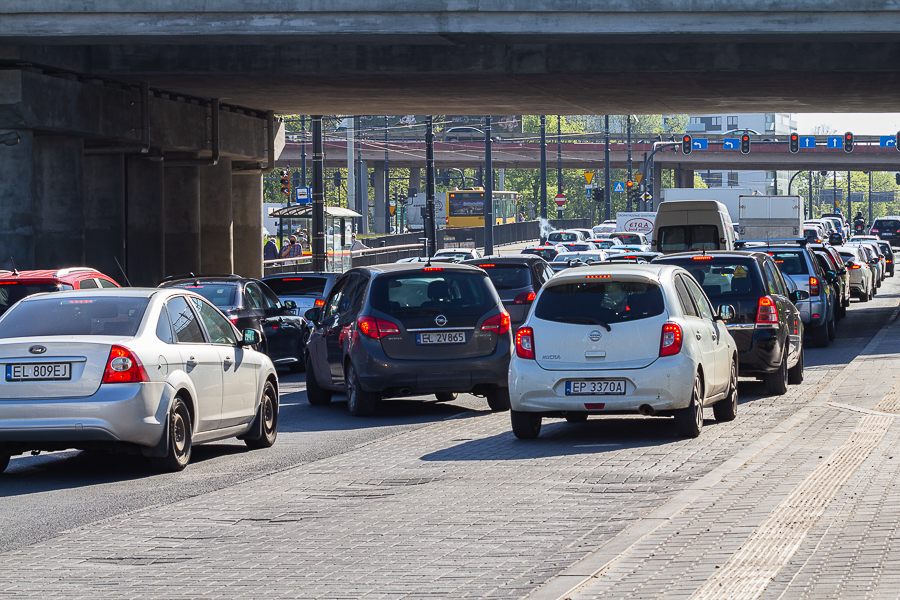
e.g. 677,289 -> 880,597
827,401 -> 900,417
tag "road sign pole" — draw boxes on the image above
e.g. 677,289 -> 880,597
484,116 -> 494,256
311,115 -> 326,272
540,116 -> 548,242
425,116 -> 436,257
626,115 -> 633,211
604,115 -> 611,222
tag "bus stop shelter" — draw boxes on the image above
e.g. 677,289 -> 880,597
268,205 -> 361,273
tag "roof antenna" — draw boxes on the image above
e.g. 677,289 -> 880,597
113,256 -> 133,287
8,257 -> 18,277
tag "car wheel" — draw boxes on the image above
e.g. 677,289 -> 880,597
435,392 -> 458,402
245,381 -> 278,449
828,312 -> 836,341
0,455 -> 9,474
510,410 -> 542,439
788,347 -> 804,385
149,397 -> 192,472
713,359 -> 738,423
565,413 -> 589,423
346,363 -> 380,417
674,373 -> 704,438
809,322 -> 829,348
764,350 -> 789,395
486,387 -> 511,412
305,357 -> 333,405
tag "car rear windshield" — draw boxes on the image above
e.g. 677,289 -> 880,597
522,248 -> 558,260
0,282 -> 73,315
658,225 -> 720,252
369,271 -> 494,318
766,250 -> 809,275
655,258 -> 762,299
477,264 -> 532,290
594,241 -> 617,249
0,296 -> 149,338
548,232 -> 579,242
264,276 -> 328,296
172,283 -> 237,308
613,234 -> 641,244
535,281 -> 664,325
874,219 -> 900,232
560,243 -> 591,252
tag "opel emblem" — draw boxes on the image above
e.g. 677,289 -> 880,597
29,345 -> 46,355
435,315 -> 448,327
588,330 -> 603,342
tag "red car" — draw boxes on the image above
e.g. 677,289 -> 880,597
0,268 -> 120,316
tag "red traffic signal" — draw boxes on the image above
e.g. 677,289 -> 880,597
625,180 -> 634,189
740,134 -> 751,155
844,132 -> 854,153
682,135 -> 692,155
789,133 -> 799,153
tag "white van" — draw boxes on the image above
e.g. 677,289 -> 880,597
652,200 -> 736,254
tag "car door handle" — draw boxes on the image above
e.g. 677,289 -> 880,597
186,357 -> 197,369
223,356 -> 232,368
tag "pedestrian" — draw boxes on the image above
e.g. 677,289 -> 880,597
263,235 -> 279,260
350,233 -> 369,252
280,235 -> 304,259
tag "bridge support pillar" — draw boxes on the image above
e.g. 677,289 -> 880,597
653,161 -> 663,206
83,154 -> 126,284
126,156 -> 165,287
0,129 -> 35,270
164,165 -> 201,278
233,172 -> 263,279
360,160 -> 369,234
199,157 -> 234,275
373,161 -> 387,234
34,136 -> 85,270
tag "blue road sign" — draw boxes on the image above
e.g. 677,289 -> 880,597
881,136 -> 897,148
800,136 -> 815,149
723,138 -> 739,150
295,187 -> 312,204
692,138 -> 708,150
613,182 -> 625,193
827,136 -> 842,149
586,188 -> 592,199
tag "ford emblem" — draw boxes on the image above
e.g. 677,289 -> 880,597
29,345 -> 47,355
435,315 -> 448,327
588,330 -> 603,342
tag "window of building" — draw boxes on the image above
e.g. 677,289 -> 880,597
701,172 -> 723,187
711,117 -> 722,126
727,116 -> 738,128
728,172 -> 739,187
689,117 -> 701,124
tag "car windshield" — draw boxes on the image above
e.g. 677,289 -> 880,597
477,264 -> 532,290
0,296 -> 149,338
264,276 -> 328,296
658,225 -> 720,252
767,250 -> 809,275
874,219 -> 900,232
535,281 -> 664,325
172,283 -> 238,308
369,271 -> 493,318
548,232 -> 578,242
656,258 -> 762,299
0,282 -> 73,315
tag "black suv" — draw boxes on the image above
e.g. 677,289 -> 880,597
654,251 -> 807,395
463,256 -> 553,331
303,263 -> 513,416
872,216 -> 900,246
159,275 -> 306,371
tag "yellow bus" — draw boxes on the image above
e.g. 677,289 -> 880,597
445,189 -> 519,228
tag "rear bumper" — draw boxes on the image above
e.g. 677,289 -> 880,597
0,382 -> 169,454
509,354 -> 696,414
729,327 -> 785,375
796,299 -> 827,326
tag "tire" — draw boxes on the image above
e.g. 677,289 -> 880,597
486,387 -> 511,412
245,381 -> 278,449
434,392 -> 458,402
674,374 -> 704,438
305,358 -> 333,405
788,347 -> 804,385
809,322 -> 829,349
510,410 -> 542,439
827,312 -> 836,341
565,413 -> 589,423
764,350 -> 789,396
713,359 -> 738,423
0,455 -> 9,474
346,363 -> 380,417
149,397 -> 192,472
860,287 -> 870,302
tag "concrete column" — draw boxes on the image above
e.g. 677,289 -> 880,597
199,156 -> 233,274
83,154 -> 126,283
373,161 -> 386,234
126,155 -> 165,286
0,129 -> 34,269
653,161 -> 663,206
33,136 -> 85,269
684,169 -> 695,188
232,172 -> 263,279
164,166 -> 201,277
360,160 -> 368,234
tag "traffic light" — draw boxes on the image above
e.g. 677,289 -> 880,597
896,132 -> 900,152
790,133 -> 799,154
682,135 -> 692,155
844,132 -> 854,153
626,180 -> 635,205
333,171 -> 341,188
280,169 -> 290,196
895,173 -> 900,186
740,134 -> 751,155
596,187 -> 604,202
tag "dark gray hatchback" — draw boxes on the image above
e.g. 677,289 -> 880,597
303,263 -> 513,416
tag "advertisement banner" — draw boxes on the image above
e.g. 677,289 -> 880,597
616,212 -> 656,239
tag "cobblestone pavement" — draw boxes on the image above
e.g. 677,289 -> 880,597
0,283 -> 898,599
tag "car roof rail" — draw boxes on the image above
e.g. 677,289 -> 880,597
735,238 -> 808,248
54,267 -> 100,277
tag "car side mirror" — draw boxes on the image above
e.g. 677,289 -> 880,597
283,300 -> 297,310
716,304 -> 735,321
304,307 -> 321,323
240,328 -> 261,347
790,290 -> 810,302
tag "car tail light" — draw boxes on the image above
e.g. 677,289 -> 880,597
516,326 -> 535,359
809,276 -> 820,296
357,316 -> 400,340
850,264 -> 862,269
314,298 -> 325,307
228,316 -> 239,325
757,296 -> 779,326
872,229 -> 879,233
482,311 -> 511,335
102,345 -> 149,384
659,323 -> 683,357
513,291 -> 536,304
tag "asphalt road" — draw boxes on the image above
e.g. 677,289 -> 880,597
0,274 -> 896,557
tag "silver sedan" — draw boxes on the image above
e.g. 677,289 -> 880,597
0,288 -> 279,473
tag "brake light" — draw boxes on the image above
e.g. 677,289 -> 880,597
692,256 -> 713,260
423,267 -> 443,272
586,274 -> 611,279
659,323 -> 683,357
850,264 -> 862,269
513,291 -> 536,304
479,263 -> 496,268
102,345 -> 149,384
481,311 -> 511,335
314,298 -> 325,307
757,296 -> 779,325
515,326 -> 535,359
357,316 -> 400,340
809,276 -> 820,296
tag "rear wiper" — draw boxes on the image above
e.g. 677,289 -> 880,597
557,317 -> 612,331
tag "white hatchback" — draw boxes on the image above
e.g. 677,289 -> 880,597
0,288 -> 279,473
509,264 -> 739,439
